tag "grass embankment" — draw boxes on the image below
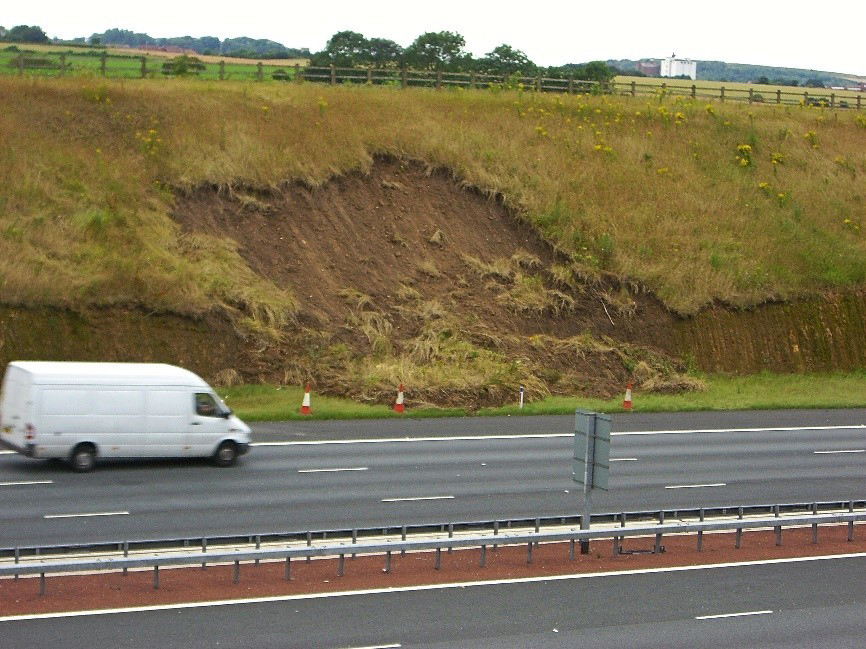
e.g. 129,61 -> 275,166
2,77 -> 864,323
224,372 -> 866,420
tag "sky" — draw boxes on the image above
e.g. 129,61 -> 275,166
4,1 -> 865,76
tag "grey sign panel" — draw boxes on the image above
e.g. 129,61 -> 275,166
572,410 -> 611,491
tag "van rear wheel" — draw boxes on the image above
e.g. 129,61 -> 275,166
213,441 -> 237,467
71,444 -> 97,473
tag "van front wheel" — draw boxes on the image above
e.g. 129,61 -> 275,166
71,444 -> 97,473
213,441 -> 238,467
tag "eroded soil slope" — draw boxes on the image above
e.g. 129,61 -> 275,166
173,159 -> 682,404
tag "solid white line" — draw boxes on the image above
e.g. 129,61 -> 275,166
381,496 -> 454,503
813,449 -> 865,455
0,480 -> 53,487
339,645 -> 401,649
44,511 -> 129,519
3,552 -> 863,622
609,458 -> 638,462
696,610 -> 772,620
665,483 -> 726,490
298,467 -> 369,473
0,450 -> 15,455
250,425 -> 866,447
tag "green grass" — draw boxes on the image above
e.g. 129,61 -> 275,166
222,372 -> 866,421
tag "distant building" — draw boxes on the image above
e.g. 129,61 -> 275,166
660,53 -> 696,80
636,60 -> 660,76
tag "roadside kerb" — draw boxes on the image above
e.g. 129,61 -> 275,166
3,511 -> 863,595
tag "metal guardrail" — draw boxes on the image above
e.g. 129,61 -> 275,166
3,503 -> 864,596
3,500 -> 863,561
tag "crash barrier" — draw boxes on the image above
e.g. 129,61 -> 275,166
3,504 -> 864,596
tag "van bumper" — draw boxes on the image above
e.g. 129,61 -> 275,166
0,436 -> 34,457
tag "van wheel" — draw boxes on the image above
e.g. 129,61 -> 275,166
213,441 -> 237,467
71,444 -> 97,473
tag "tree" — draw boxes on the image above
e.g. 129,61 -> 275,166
805,78 -> 825,88
321,30 -> 368,67
478,44 -> 534,75
161,54 -> 206,77
7,25 -> 49,44
756,75 -> 770,85
404,31 -> 467,70
365,37 -> 403,67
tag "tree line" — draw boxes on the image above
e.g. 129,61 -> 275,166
309,30 -> 616,82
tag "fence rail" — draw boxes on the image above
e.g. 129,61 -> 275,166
4,51 -> 863,109
3,501 -> 863,596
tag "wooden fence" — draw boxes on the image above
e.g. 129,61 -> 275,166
3,52 -> 864,110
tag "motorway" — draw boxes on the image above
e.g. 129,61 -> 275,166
1,410 -> 865,547
2,554 -> 865,647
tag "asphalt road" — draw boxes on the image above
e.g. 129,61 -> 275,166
1,410 -> 864,546
3,554 -> 864,648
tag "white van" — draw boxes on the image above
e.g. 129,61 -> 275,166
0,361 -> 251,472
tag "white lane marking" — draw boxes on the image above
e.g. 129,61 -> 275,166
0,480 -> 53,487
44,511 -> 129,519
665,483 -> 726,490
0,450 -> 15,455
696,610 -> 773,620
814,449 -> 865,455
381,496 -> 454,503
298,467 -> 369,473
610,458 -> 638,462
4,552 -> 863,622
251,425 -> 866,447
340,645 -> 401,649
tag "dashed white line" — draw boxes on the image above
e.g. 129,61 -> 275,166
696,610 -> 773,620
381,496 -> 454,503
44,511 -> 129,519
813,449 -> 865,455
298,467 -> 369,473
609,458 -> 638,462
665,483 -> 726,490
339,644 -> 401,649
0,480 -> 53,487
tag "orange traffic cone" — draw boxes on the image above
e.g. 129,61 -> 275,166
299,383 -> 312,415
394,384 -> 405,414
623,381 -> 633,411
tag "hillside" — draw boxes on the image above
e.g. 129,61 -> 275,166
1,78 -> 864,403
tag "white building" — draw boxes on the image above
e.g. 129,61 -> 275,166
660,54 -> 696,80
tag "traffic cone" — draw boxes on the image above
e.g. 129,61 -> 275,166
299,383 -> 312,415
623,381 -> 633,411
394,384 -> 405,414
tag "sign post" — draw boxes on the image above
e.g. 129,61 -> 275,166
573,410 -> 611,554
518,386 -> 525,409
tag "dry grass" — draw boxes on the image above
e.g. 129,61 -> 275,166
2,76 -> 865,329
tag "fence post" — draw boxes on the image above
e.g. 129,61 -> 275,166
858,95 -> 862,110
17,55 -> 23,76
140,56 -> 146,79
59,54 -> 65,78
830,93 -> 835,108
100,51 -> 107,77
367,67 -> 372,84
691,84 -> 696,99
536,74 -> 541,93
401,66 -> 407,89
330,64 -> 336,85
436,69 -> 442,90
470,70 -> 476,89
777,89 -> 781,104
568,75 -> 574,94
257,62 -> 263,82
720,86 -> 725,102
748,88 -> 753,103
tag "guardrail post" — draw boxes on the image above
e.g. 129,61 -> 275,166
285,557 -> 291,580
338,554 -> 344,576
654,533 -> 663,554
14,547 -> 19,579
570,538 -> 576,560
493,520 -> 499,550
620,512 -> 627,527
307,531 -> 312,562
384,551 -> 392,573
480,544 -> 486,567
812,503 -> 818,543
233,560 -> 240,583
526,542 -> 533,564
435,548 -> 441,569
401,525 -> 407,556
255,535 -> 261,565
123,540 -> 129,575
40,573 -> 46,597
153,565 -> 159,589
735,527 -> 742,549
352,528 -> 358,558
612,536 -> 619,556
201,538 -> 207,570
697,530 -> 703,552
448,523 -> 453,553
774,505 -> 781,546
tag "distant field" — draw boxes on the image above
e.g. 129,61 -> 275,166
615,75 -> 865,105
0,42 -> 304,81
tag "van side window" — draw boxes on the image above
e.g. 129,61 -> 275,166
195,393 -> 219,417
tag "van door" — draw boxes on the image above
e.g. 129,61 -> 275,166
188,392 -> 229,455
144,389 -> 192,456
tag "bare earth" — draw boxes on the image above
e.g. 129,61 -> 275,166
2,526 -> 862,616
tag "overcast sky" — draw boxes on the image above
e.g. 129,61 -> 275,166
5,1 -> 865,76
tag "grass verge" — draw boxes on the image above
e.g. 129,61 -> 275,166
221,371 -> 866,421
